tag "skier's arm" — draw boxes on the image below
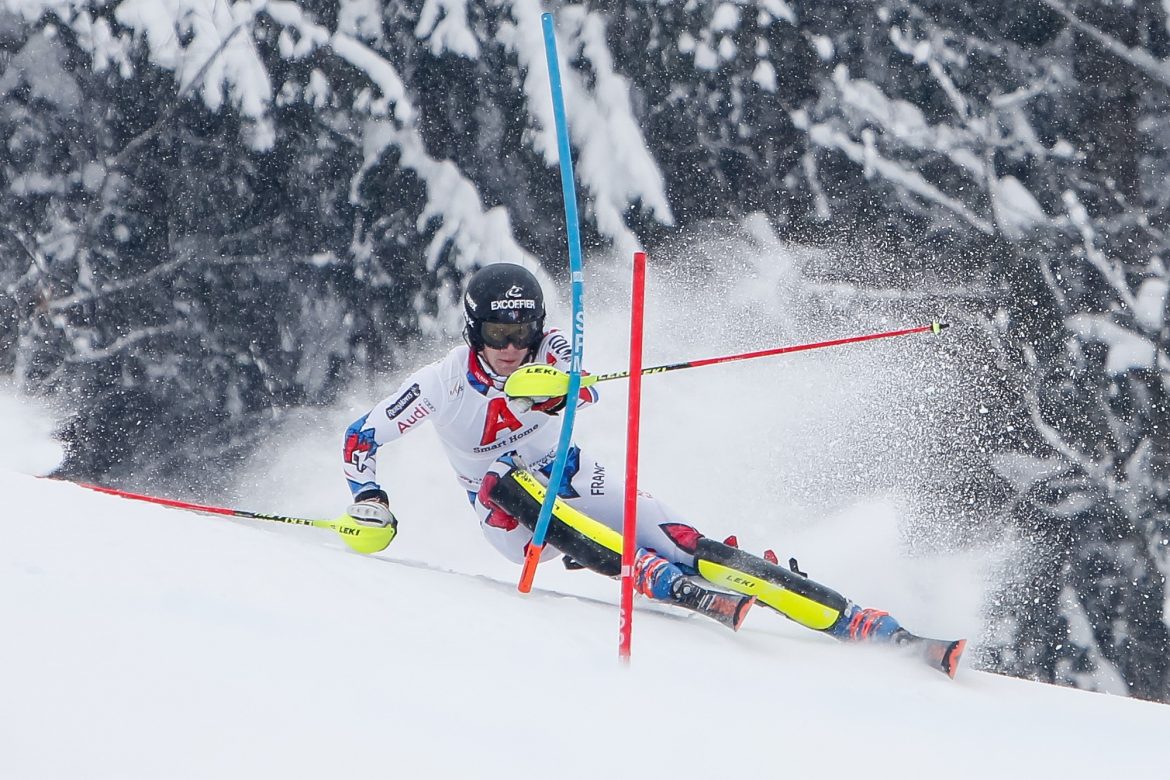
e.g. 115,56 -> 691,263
342,363 -> 445,503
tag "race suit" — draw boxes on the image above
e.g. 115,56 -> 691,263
342,329 -> 701,566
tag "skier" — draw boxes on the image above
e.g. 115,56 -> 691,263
342,262 -> 964,674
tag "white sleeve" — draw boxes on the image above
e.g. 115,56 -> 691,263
342,362 -> 446,499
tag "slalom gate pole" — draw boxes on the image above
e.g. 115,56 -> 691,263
518,11 -> 586,593
619,251 -> 647,663
65,481 -> 396,554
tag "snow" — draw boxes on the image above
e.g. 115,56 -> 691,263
330,32 -> 413,122
5,236 -> 1170,776
337,0 -> 383,41
990,452 -> 1070,493
692,38 -> 719,70
990,175 -> 1049,239
16,1 -> 672,260
710,3 -> 740,32
802,120 -> 995,234
831,66 -> 983,176
114,0 -> 276,149
0,380 -> 63,474
1134,277 -> 1167,332
717,35 -> 737,61
3,379 -> 1170,777
76,14 -> 134,78
810,34 -> 834,61
1066,314 -> 1157,374
415,0 -> 479,58
354,115 -> 535,339
752,59 -> 777,91
507,1 -> 674,256
759,0 -> 797,26
1059,585 -> 1129,695
1,0 -> 88,20
0,29 -> 82,110
272,2 -> 330,59
1063,190 -> 1139,311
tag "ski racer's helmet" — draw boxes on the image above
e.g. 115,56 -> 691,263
463,263 -> 546,351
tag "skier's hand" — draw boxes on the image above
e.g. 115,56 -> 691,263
529,395 -> 567,415
507,394 -> 567,415
347,489 -> 398,530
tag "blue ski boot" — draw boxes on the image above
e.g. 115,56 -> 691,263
634,548 -> 755,631
826,603 -> 905,643
633,548 -> 686,599
827,603 -> 968,677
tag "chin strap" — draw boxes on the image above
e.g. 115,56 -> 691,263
473,348 -> 541,390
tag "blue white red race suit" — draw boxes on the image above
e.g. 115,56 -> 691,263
343,329 -> 702,565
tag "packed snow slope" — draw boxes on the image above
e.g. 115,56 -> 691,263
3,468 -> 1170,780
4,239 -> 1168,777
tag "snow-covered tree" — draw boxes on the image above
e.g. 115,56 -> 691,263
780,0 -> 1169,699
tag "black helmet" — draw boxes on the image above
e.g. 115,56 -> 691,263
463,263 -> 546,351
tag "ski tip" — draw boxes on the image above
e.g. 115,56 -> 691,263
930,321 -> 950,334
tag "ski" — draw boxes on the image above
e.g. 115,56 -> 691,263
672,578 -> 756,631
692,537 -> 967,677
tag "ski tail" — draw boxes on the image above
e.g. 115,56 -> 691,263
672,579 -> 755,631
941,639 -> 967,679
898,633 -> 967,678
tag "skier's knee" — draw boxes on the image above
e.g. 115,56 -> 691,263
477,460 -> 622,576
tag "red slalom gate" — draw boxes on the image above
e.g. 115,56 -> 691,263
619,250 -> 647,662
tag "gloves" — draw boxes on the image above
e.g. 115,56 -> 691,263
347,488 -> 398,530
528,395 -> 567,415
506,395 -> 567,416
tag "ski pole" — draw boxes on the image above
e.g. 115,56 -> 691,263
68,481 -> 396,554
505,322 -> 949,398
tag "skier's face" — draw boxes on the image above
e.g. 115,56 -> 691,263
481,343 -> 529,376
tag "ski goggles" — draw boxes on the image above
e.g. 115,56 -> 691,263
480,320 -> 542,349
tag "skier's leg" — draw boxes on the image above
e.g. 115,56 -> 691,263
476,454 -> 625,574
477,455 -> 752,630
533,447 -> 707,570
518,450 -> 901,643
527,449 -> 873,633
471,487 -> 562,566
695,537 -> 967,675
691,536 -> 903,641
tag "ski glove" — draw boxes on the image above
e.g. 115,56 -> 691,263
528,395 -> 568,415
348,489 -> 398,530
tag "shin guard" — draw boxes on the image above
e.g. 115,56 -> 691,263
482,465 -> 623,576
693,537 -> 848,631
483,467 -> 756,631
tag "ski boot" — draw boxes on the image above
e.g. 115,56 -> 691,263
826,604 -> 904,642
634,548 -> 755,631
826,603 -> 966,678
